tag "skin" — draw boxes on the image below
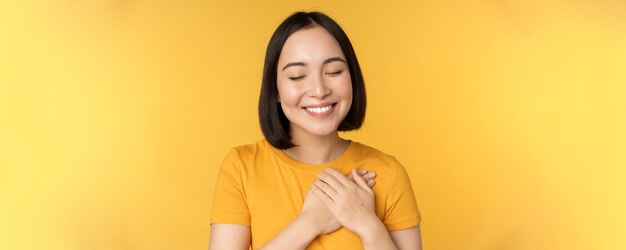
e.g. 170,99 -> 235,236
209,25 -> 422,250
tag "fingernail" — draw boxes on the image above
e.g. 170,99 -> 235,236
369,173 -> 376,178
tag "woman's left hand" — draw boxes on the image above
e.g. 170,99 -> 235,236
312,168 -> 378,236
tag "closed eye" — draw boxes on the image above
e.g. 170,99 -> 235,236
326,70 -> 343,76
289,75 -> 305,81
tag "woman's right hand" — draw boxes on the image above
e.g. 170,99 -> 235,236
300,169 -> 377,235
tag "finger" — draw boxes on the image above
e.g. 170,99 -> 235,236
313,179 -> 338,199
351,170 -> 376,187
318,171 -> 346,189
313,187 -> 335,210
324,168 -> 352,187
348,169 -> 368,181
361,171 -> 373,182
354,169 -> 375,180
352,169 -> 371,190
364,172 -> 376,187
360,173 -> 376,188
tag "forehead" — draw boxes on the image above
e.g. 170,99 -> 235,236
278,25 -> 345,65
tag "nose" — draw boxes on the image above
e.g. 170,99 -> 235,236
308,74 -> 331,98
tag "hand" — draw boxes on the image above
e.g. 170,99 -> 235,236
301,169 -> 377,235
312,168 -> 377,236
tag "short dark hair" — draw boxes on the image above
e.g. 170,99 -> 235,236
258,11 -> 367,149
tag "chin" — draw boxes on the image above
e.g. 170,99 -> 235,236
307,126 -> 339,136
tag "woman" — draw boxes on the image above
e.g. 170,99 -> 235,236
209,11 -> 422,250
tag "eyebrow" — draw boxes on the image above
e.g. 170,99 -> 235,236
281,57 -> 346,71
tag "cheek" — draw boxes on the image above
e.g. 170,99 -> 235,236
337,75 -> 353,101
277,83 -> 302,106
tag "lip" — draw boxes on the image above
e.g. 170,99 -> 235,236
302,102 -> 336,109
302,103 -> 337,118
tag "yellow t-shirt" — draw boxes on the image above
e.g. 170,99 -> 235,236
210,140 -> 421,249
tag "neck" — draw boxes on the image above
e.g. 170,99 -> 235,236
284,130 -> 349,165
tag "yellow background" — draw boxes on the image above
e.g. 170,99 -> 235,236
1,1 -> 625,249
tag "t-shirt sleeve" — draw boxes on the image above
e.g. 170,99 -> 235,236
210,148 -> 251,226
382,157 -> 421,231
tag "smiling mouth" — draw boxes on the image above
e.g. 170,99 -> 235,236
302,103 -> 337,114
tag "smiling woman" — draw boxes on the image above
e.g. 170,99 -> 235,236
277,25 -> 354,142
208,11 -> 422,250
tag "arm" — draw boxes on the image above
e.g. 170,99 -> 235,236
355,217 -> 423,250
210,149 -> 251,250
312,168 -> 391,249
366,159 -> 423,250
359,217 -> 399,250
390,225 -> 422,250
208,223 -> 251,250
258,214 -> 320,250
260,170 -> 378,250
313,168 -> 422,250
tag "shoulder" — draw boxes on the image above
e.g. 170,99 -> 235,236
349,141 -> 403,168
350,142 -> 418,216
220,140 -> 273,168
228,139 -> 272,157
348,141 -> 408,182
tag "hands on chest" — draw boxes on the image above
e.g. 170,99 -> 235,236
301,168 -> 378,236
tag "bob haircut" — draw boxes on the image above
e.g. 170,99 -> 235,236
259,11 -> 367,149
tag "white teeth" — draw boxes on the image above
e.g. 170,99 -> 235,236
306,105 -> 332,114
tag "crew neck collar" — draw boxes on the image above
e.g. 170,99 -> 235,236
268,140 -> 355,173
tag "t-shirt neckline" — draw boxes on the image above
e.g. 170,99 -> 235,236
268,140 -> 355,173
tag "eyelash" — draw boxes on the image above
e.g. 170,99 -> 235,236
327,70 -> 343,76
288,70 -> 343,81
